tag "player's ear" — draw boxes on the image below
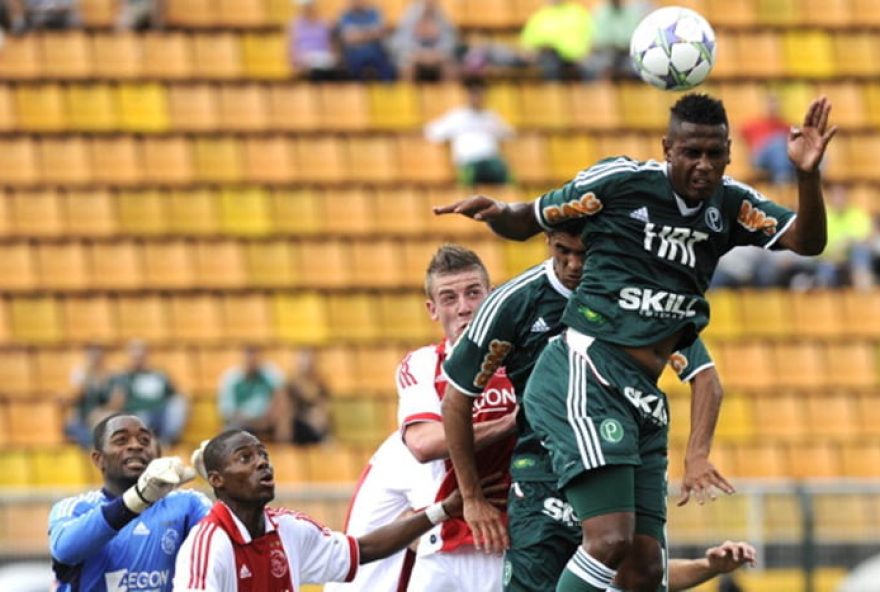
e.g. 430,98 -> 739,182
90,449 -> 104,471
425,298 -> 438,321
207,471 -> 223,489
725,138 -> 732,164
662,136 -> 672,161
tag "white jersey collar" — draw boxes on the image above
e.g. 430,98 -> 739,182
663,162 -> 704,217
544,258 -> 573,298
221,501 -> 276,544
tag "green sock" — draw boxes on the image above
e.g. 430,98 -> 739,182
556,548 -> 617,591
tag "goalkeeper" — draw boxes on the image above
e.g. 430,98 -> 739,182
48,413 -> 211,592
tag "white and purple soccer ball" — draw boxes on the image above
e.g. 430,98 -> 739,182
629,6 -> 716,91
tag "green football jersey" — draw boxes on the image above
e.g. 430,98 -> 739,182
535,157 -> 796,348
444,258 -> 715,480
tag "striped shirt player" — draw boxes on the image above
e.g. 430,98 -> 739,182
49,488 -> 211,592
443,256 -> 716,591
174,501 -> 358,592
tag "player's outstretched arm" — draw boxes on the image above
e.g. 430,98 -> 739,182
442,387 -> 511,554
357,474 -> 507,564
668,541 -> 757,591
678,367 -> 734,506
433,195 -> 541,241
779,96 -> 838,256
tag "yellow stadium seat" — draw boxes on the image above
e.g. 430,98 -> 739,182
322,188 -> 374,236
705,0 -> 755,25
33,348 -> 79,398
193,136 -> 244,183
789,441 -> 841,478
243,136 -> 296,183
142,32 -> 194,79
184,396 -> 223,443
346,136 -> 399,183
703,289 -> 742,340
753,392 -> 806,440
63,295 -> 117,342
90,136 -> 141,186
271,188 -> 323,235
9,399 -> 63,445
772,341 -> 827,391
221,294 -> 273,342
503,235 -> 546,277
294,136 -> 347,183
299,239 -> 352,289
840,442 -> 880,478
35,241 -> 89,291
264,445 -> 309,484
731,443 -> 787,479
717,82 -> 767,128
0,449 -> 33,487
832,32 -> 879,77
10,188 -> 63,236
756,0 -> 800,25
41,31 -> 93,79
317,345 -> 356,393
0,36 -> 41,79
167,83 -> 219,131
193,240 -> 247,288
618,83 -> 676,131
0,86 -> 15,131
218,84 -> 269,131
519,84 -> 570,130
241,32 -> 291,79
737,289 -> 792,338
267,84 -> 320,131
783,30 -> 835,78
10,296 -> 62,344
735,31 -> 784,78
850,0 -> 880,25
116,295 -> 169,342
217,0 -> 266,25
168,295 -> 222,343
91,32 -> 143,78
713,392 -> 755,443
80,0 -> 117,26
350,239 -> 405,289
373,188 -> 428,236
0,138 -> 37,186
806,393 -> 857,440
39,137 -> 92,185
827,341 -> 878,389
848,135 -> 880,181
369,83 -> 421,130
219,187 -> 273,236
548,135 -> 598,182
816,81 -> 866,129
66,83 -> 118,131
486,83 -> 522,128
165,0 -> 215,27
116,190 -> 167,236
306,444 -> 360,482
423,189 -> 480,238
377,292 -> 434,341
0,243 -> 37,291
419,82 -> 466,123
788,290 -> 843,338
168,189 -> 220,235
15,83 -> 66,131
117,83 -> 169,132
568,83 -> 620,131
245,240 -> 298,288
32,446 -> 91,487
318,84 -> 370,131
397,136 -> 454,183
142,240 -> 195,289
802,0 -> 852,26
194,346 -> 239,393
192,33 -> 243,79
718,341 -> 774,392
331,398 -> 391,446
273,292 -> 330,345
64,189 -> 117,237
0,349 -> 35,397
142,136 -> 194,184
505,134 -> 549,184
857,392 -> 880,439
88,242 -> 143,290
596,133 -> 656,162
461,0 -> 517,28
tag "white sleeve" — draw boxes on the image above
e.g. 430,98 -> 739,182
424,110 -> 460,143
278,513 -> 359,585
173,522 -> 234,592
395,346 -> 442,429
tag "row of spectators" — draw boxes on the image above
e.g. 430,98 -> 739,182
65,340 -> 331,448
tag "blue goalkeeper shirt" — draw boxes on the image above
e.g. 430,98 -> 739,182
49,487 -> 212,592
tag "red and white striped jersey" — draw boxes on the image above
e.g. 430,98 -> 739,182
173,501 -> 358,591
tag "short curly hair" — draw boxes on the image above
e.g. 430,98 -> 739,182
669,93 -> 728,129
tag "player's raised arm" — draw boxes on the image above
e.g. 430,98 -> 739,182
668,541 -> 757,591
777,96 -> 838,256
433,195 -> 541,241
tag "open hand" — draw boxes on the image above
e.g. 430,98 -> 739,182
678,455 -> 735,506
787,96 -> 837,173
706,540 -> 757,574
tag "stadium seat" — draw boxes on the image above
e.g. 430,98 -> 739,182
735,31 -> 784,78
66,84 -> 118,131
241,32 -> 291,79
850,0 -> 880,25
267,84 -> 320,131
297,239 -> 352,289
840,442 -> 880,478
0,86 -> 15,131
9,188 -> 63,236
756,0 -> 800,25
263,445 -> 309,484
142,240 -> 195,289
377,292 -> 434,341
753,392 -> 806,441
504,134 -> 550,183
35,241 -> 89,291
165,0 -> 215,27
568,83 -> 621,130
142,33 -> 194,79
396,136 -> 454,183
220,294 -> 273,342
184,397 -> 223,443
88,242 -> 144,290
168,295 -> 222,343
194,346 -> 239,394
370,188 -> 425,237
40,31 -> 93,79
346,136 -> 400,183
548,135 -> 598,181
168,189 -> 220,235
832,33 -> 879,77
33,348 -> 80,398
39,137 -> 92,185
217,0 -> 266,26
718,341 -> 774,392
116,189 -> 169,236
422,187 -> 480,234
273,292 -> 330,345
848,135 -> 880,181
270,189 -> 324,235
369,84 -> 421,130
826,341 -> 877,389
15,83 -> 66,131
64,189 -> 117,237
327,293 -> 381,343
8,399 -> 63,445
856,393 -> 880,439
805,393 -> 857,440
317,346 -> 357,394
116,83 -> 170,132
461,0 -> 518,29
703,289 -> 742,340
193,136 -> 244,183
737,289 -> 792,338
793,290 -> 847,337
331,398 -> 392,446
193,240 -> 246,288
782,30 -> 835,78
321,189 -> 375,236
0,447 -> 33,487
218,84 -> 269,131
242,136 -> 295,183
788,441 -> 842,478
116,295 -> 170,342
32,446 -> 91,487
194,32 -> 245,79
294,136 -> 347,183
519,84 -> 571,130
816,81 -> 867,129
802,0 -> 852,26
168,83 -> 220,131
306,444 -> 360,482
419,82 -> 466,123
618,83 -> 676,130
596,133 -> 656,162
705,0 -> 756,26
503,236 -> 547,278
815,493 -> 875,541
0,349 -> 35,398
10,296 -> 62,344
318,84 -> 371,131
713,393 -> 755,443
244,240 -> 298,288
219,187 -> 273,236
90,137 -> 142,186
486,83 -> 523,128
142,136 -> 195,184
0,36 -> 41,79
0,242 -> 37,292
63,295 -> 117,342
91,32 -> 142,78
772,341 -> 828,391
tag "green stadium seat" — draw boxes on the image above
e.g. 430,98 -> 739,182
35,241 -> 89,291
88,242 -> 144,290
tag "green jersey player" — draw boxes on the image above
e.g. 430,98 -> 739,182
436,94 -> 836,592
443,229 -> 733,591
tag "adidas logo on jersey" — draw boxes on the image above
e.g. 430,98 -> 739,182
132,521 -> 151,536
629,207 -> 650,223
239,564 -> 252,579
530,317 -> 550,333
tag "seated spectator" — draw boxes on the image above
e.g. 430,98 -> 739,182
218,345 -> 290,442
287,348 -> 330,445
287,0 -> 340,81
520,0 -> 593,81
336,0 -> 396,81
740,94 -> 796,184
392,0 -> 458,82
65,344 -> 117,448
425,77 -> 514,187
109,340 -> 187,446
582,0 -> 648,80
6,0 -> 80,32
116,0 -> 164,31
815,184 -> 874,289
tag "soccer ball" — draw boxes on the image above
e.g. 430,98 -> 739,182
629,6 -> 716,91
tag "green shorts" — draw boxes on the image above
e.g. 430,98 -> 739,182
503,480 -> 581,592
522,331 -> 669,531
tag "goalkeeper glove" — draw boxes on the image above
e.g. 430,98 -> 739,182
122,457 -> 196,514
